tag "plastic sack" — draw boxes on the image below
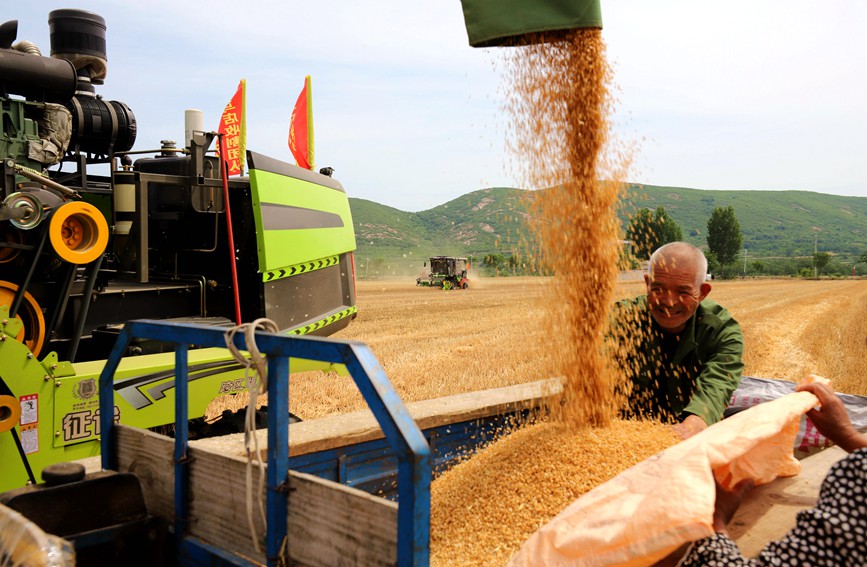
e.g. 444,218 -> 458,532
0,503 -> 73,567
508,386 -> 824,566
729,376 -> 867,450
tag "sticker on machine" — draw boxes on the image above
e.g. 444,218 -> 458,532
19,395 -> 38,425
20,424 -> 38,454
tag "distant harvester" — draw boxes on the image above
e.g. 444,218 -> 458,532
417,256 -> 470,290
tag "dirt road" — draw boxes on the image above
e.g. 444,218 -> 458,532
286,277 -> 867,420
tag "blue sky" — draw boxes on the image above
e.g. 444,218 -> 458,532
10,1 -> 867,212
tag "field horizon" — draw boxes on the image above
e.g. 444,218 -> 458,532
220,277 -> 865,423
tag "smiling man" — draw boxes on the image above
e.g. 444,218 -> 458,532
610,242 -> 744,439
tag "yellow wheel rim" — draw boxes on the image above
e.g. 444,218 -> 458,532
49,201 -> 109,265
0,281 -> 46,355
0,395 -> 21,433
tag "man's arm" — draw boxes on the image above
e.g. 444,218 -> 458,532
682,316 -> 744,427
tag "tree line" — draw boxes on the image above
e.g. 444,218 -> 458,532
358,206 -> 867,279
471,204 -> 867,279
625,205 -> 867,278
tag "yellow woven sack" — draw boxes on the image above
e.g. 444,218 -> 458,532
508,379 -> 827,566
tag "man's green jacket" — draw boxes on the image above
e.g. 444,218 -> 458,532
609,295 -> 744,426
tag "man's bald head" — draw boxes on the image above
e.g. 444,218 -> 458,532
648,242 -> 708,288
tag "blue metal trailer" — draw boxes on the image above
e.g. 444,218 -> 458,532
0,320 -> 551,566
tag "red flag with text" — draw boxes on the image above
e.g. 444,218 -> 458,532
217,79 -> 246,176
288,75 -> 314,170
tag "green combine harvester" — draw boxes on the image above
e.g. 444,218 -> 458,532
417,256 -> 470,290
0,9 -> 357,491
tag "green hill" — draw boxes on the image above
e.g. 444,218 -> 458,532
619,185 -> 866,259
351,188 -> 528,274
350,184 -> 867,276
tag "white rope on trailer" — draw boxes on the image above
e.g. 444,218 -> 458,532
224,318 -> 279,556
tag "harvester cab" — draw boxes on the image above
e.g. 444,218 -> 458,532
417,256 -> 469,290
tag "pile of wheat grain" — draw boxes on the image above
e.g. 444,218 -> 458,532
430,419 -> 678,566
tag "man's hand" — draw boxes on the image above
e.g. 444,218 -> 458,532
672,414 -> 707,440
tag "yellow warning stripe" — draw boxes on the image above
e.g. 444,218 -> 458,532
263,256 -> 339,282
287,306 -> 357,336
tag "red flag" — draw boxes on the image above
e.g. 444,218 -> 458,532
288,75 -> 314,170
217,80 -> 246,176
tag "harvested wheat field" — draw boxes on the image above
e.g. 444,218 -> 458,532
277,276 -> 867,421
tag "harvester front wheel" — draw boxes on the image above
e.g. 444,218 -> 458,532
0,281 -> 46,355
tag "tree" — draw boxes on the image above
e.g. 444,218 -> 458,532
482,253 -> 505,267
705,250 -> 720,275
706,206 -> 743,267
813,252 -> 831,275
507,254 -> 520,272
625,206 -> 683,259
625,208 -> 656,259
860,251 -> 867,264
655,206 -> 683,247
